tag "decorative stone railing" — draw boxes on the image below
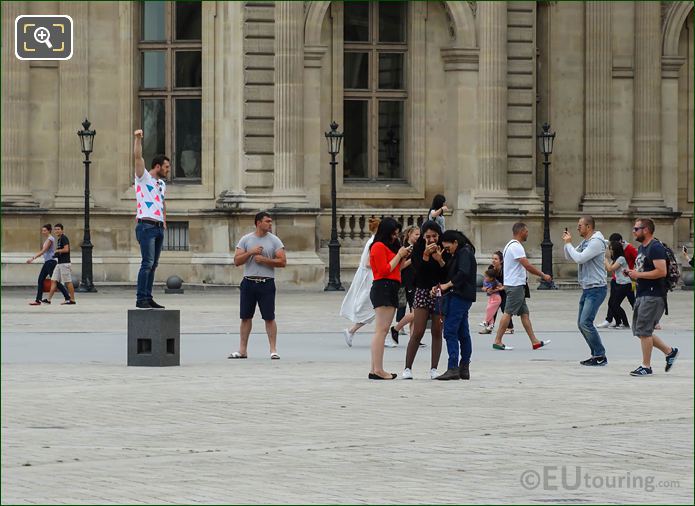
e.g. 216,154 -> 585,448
319,208 -> 440,248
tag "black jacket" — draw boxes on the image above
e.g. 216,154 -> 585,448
446,245 -> 477,301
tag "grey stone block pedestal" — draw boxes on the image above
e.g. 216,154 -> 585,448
127,310 -> 180,366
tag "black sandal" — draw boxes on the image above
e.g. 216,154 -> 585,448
368,373 -> 397,380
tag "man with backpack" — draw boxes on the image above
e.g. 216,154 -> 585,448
626,218 -> 679,377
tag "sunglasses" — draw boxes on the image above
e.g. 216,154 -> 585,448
632,226 -> 646,231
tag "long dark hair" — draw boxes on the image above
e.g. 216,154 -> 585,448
370,217 -> 402,253
440,229 -> 476,255
430,194 -> 446,212
412,220 -> 443,259
609,240 -> 625,262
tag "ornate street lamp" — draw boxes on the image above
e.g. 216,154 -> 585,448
76,118 -> 97,292
538,122 -> 556,290
324,121 -> 344,291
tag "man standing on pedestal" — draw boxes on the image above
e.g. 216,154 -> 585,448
133,129 -> 169,309
229,212 -> 287,360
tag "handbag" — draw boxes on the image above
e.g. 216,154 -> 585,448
42,277 -> 52,293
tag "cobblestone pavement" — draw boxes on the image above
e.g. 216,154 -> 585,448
1,288 -> 693,504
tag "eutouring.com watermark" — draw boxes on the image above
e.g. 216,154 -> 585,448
520,466 -> 680,493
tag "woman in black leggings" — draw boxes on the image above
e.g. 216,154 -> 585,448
603,240 -> 632,328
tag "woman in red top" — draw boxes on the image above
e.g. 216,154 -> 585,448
368,218 -> 411,380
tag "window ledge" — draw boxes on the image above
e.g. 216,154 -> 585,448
337,182 -> 424,200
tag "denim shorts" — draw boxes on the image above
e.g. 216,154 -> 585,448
370,279 -> 400,309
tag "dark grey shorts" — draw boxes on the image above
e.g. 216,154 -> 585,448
632,296 -> 665,337
504,285 -> 529,316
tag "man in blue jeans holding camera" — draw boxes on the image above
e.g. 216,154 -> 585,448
133,129 -> 169,309
563,215 -> 608,366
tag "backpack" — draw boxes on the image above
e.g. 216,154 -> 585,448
656,239 -> 681,291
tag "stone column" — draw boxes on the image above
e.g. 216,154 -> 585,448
2,1 -> 36,207
630,2 -> 667,211
476,1 -> 509,206
55,1 -> 89,208
215,1 -> 246,208
582,2 -> 616,211
273,0 -> 304,198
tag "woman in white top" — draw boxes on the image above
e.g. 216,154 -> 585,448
341,217 -> 381,347
427,194 -> 448,232
603,240 -> 632,329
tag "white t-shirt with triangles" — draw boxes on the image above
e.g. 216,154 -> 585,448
135,170 -> 166,222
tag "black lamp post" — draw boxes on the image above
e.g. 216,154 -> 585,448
537,122 -> 556,290
324,121 -> 344,291
76,118 -> 97,292
383,129 -> 399,178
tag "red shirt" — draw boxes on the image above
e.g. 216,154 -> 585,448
370,242 -> 401,282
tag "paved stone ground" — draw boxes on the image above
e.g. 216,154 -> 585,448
1,287 -> 693,504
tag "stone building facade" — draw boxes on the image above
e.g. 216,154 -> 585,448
2,1 -> 693,287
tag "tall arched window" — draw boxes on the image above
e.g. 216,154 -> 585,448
138,1 -> 202,182
343,2 -> 407,181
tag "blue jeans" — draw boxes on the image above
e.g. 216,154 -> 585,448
443,294 -> 473,370
578,285 -> 608,357
135,222 -> 164,302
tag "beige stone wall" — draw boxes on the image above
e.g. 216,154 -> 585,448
2,1 -> 693,287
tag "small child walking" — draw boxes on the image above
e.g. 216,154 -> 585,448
479,269 -> 502,334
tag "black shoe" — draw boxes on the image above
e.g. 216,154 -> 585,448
459,360 -> 470,380
665,347 -> 679,372
368,373 -> 397,380
630,365 -> 653,377
148,299 -> 165,309
390,326 -> 399,344
135,300 -> 152,309
41,299 -> 51,304
580,356 -> 608,366
435,368 -> 461,381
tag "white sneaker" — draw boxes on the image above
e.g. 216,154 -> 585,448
478,321 -> 487,327
429,368 -> 439,379
596,320 -> 611,329
401,368 -> 413,380
343,329 -> 353,348
384,337 -> 398,348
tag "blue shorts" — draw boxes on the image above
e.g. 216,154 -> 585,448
240,277 -> 276,321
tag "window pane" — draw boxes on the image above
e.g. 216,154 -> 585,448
344,2 -> 369,42
175,51 -> 202,88
142,51 -> 166,89
378,53 -> 404,89
344,52 -> 369,89
176,2 -> 202,40
141,99 -> 166,170
142,1 -> 165,41
343,100 -> 368,179
379,2 -> 406,43
378,101 -> 404,179
175,99 -> 202,179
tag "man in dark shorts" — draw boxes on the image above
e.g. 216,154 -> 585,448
228,212 -> 286,360
626,218 -> 679,377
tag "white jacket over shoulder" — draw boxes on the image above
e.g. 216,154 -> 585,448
339,235 -> 376,324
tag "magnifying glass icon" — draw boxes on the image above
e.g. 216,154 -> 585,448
34,27 -> 53,49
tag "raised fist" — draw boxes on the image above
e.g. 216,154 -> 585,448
134,129 -> 144,138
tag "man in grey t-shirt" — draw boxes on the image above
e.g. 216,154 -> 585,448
228,211 -> 287,360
